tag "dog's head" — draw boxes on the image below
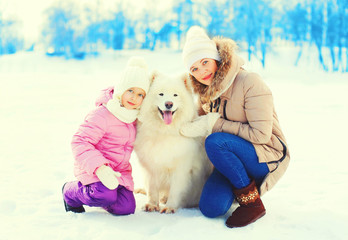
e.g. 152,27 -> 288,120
138,71 -> 196,126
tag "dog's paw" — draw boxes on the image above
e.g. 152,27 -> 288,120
160,195 -> 168,204
160,206 -> 176,214
134,188 -> 147,195
143,203 -> 159,212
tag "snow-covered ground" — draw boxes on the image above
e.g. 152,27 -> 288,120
0,48 -> 347,240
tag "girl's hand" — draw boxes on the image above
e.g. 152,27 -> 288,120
95,165 -> 121,190
180,112 -> 220,137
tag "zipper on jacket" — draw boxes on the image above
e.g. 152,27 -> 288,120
222,100 -> 227,119
210,98 -> 221,113
211,98 -> 226,119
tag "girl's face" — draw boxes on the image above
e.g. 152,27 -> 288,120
121,87 -> 146,109
190,58 -> 218,86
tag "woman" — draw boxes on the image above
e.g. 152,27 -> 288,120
180,26 -> 290,228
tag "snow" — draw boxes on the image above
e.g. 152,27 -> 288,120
0,48 -> 347,240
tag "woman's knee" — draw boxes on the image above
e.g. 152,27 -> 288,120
199,194 -> 231,218
205,133 -> 228,161
205,132 -> 223,149
199,170 -> 234,218
205,132 -> 240,156
206,133 -> 245,150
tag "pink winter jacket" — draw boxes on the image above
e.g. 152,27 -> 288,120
71,87 -> 135,191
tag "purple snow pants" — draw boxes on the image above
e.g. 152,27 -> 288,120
63,181 -> 135,215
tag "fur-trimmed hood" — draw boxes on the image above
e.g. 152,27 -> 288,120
189,37 -> 245,102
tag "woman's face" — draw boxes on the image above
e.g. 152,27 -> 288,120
190,58 -> 218,86
121,87 -> 146,109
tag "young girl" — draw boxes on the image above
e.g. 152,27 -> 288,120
180,26 -> 290,227
62,57 -> 150,215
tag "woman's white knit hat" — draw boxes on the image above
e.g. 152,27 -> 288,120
182,26 -> 221,71
114,56 -> 150,99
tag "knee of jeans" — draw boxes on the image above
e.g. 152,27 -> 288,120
205,132 -> 231,153
205,133 -> 220,148
199,197 -> 228,218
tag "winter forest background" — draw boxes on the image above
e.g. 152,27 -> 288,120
1,0 -> 347,72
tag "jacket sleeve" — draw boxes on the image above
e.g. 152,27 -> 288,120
212,73 -> 273,144
71,109 -> 110,175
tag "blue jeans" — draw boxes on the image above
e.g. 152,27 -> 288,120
199,133 -> 269,218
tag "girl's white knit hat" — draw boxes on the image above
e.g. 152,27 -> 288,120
114,56 -> 150,99
182,26 -> 221,71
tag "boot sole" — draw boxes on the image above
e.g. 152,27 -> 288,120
226,211 -> 266,228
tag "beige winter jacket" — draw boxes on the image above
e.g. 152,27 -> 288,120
189,37 -> 290,195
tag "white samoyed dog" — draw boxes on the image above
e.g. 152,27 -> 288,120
134,72 -> 213,214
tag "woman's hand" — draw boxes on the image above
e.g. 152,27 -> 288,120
180,112 -> 220,137
95,165 -> 121,190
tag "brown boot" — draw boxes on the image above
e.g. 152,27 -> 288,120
225,180 -> 266,228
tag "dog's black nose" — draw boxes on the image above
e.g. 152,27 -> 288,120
165,101 -> 173,109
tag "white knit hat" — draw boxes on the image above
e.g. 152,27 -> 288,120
114,56 -> 150,100
182,26 -> 221,71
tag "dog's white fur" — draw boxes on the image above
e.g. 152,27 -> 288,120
134,72 -> 213,213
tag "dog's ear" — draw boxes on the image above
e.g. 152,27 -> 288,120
181,72 -> 193,92
150,70 -> 159,83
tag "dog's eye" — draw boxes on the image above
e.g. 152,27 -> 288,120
174,94 -> 178,97
159,93 -> 164,96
